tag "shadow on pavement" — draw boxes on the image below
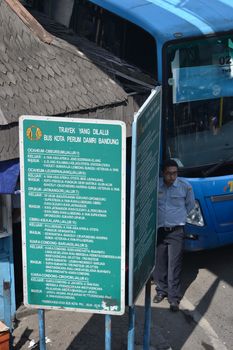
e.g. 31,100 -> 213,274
13,327 -> 34,350
66,312 -> 128,350
182,243 -> 233,295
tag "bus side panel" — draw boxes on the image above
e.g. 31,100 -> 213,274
184,179 -> 219,251
184,176 -> 233,251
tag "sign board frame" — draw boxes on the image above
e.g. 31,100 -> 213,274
19,116 -> 126,315
128,87 -> 162,306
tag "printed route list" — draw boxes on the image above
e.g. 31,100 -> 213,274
20,117 -> 126,315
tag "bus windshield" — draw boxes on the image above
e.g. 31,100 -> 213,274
166,34 -> 233,171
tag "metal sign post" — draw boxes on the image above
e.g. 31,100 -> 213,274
19,116 -> 126,319
127,88 -> 162,348
143,280 -> 152,350
38,309 -> 46,350
127,305 -> 135,350
105,314 -> 112,350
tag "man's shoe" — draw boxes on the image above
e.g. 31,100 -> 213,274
153,294 -> 166,303
169,302 -> 179,312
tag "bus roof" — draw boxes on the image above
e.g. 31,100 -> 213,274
89,0 -> 233,44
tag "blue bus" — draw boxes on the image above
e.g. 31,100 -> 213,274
67,0 -> 233,250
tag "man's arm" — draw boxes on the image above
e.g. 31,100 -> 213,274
185,185 -> 195,214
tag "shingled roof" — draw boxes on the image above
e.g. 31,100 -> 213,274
0,0 -> 129,122
0,0 -> 131,161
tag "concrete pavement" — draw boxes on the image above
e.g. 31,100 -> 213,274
12,285 -> 215,350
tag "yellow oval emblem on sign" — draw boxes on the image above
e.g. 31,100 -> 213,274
26,126 -> 43,141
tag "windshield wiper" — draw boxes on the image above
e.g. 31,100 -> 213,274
202,155 -> 233,177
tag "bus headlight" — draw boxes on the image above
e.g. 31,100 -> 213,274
186,200 -> 204,226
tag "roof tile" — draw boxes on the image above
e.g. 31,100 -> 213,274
0,62 -> 7,74
38,65 -> 49,79
45,64 -> 55,78
51,62 -> 62,76
7,72 -> 17,85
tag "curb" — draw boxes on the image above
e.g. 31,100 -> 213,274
15,305 -> 38,320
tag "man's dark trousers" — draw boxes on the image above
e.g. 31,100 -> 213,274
154,227 -> 184,304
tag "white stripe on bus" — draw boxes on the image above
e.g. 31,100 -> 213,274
146,0 -> 214,34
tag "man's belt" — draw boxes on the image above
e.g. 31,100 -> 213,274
159,226 -> 183,233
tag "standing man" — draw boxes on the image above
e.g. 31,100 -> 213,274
153,159 -> 195,312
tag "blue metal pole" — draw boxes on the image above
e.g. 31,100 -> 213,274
143,280 -> 152,350
127,305 -> 135,350
38,309 -> 46,350
105,314 -> 111,350
3,280 -> 11,329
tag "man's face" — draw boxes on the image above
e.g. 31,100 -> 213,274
163,166 -> 178,186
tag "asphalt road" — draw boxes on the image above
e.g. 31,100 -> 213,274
180,244 -> 233,350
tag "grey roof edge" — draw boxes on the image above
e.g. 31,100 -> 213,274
0,95 -> 134,161
50,37 -> 155,91
51,37 -> 92,62
50,36 -> 130,96
0,92 -> 144,161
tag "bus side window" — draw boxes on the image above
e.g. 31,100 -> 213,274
71,0 -> 157,78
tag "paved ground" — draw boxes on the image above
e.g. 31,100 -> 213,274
11,245 -> 233,349
12,285 -> 211,350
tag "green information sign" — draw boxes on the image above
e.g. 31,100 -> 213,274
128,88 -> 161,305
19,116 -> 126,315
